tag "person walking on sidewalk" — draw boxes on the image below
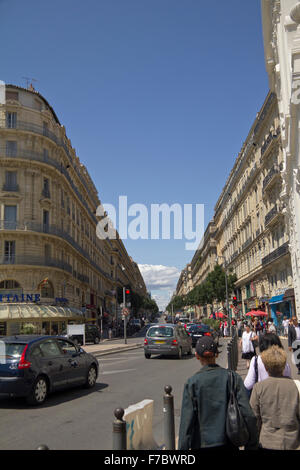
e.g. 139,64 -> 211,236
240,325 -> 256,369
288,317 -> 300,375
178,336 -> 258,451
244,333 -> 291,395
250,345 -> 300,451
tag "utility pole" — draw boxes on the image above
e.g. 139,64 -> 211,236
123,287 -> 127,344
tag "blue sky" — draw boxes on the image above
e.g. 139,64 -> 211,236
0,0 -> 269,309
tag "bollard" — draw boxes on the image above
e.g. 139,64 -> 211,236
36,445 -> 50,450
113,408 -> 127,450
163,385 -> 175,450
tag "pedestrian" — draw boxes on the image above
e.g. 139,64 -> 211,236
237,318 -> 243,338
253,317 -> 262,337
240,325 -> 256,369
282,316 -> 289,337
288,316 -> 300,375
267,319 -> 276,333
178,336 -> 258,450
250,345 -> 300,450
224,320 -> 229,337
244,332 -> 291,395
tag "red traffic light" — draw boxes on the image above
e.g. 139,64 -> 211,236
125,289 -> 130,294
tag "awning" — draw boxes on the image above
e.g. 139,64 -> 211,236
269,294 -> 285,305
0,304 -> 86,321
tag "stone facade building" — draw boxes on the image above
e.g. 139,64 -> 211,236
180,91 -> 295,327
0,84 -> 146,336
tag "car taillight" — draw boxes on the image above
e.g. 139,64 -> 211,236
18,345 -> 32,369
204,332 -> 211,337
144,339 -> 148,345
172,339 -> 178,345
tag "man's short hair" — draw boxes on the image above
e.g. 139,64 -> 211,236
261,345 -> 287,377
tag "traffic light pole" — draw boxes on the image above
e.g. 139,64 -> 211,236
123,287 -> 127,344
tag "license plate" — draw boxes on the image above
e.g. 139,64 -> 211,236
155,340 -> 165,344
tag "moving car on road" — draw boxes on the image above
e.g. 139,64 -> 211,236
186,323 -> 219,347
0,335 -> 99,405
144,324 -> 192,359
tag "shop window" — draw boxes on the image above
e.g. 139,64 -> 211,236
0,279 -> 20,289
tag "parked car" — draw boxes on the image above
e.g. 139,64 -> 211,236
144,324 -> 192,359
130,319 -> 142,331
186,324 -> 219,347
62,324 -> 101,345
0,335 -> 99,405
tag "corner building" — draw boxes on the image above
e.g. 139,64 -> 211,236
0,84 -> 146,336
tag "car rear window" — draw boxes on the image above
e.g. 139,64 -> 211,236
147,326 -> 174,337
0,342 -> 26,364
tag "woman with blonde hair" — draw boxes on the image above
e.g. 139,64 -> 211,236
250,345 -> 300,450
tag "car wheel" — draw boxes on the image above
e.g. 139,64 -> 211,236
85,365 -> 97,389
94,337 -> 100,344
26,376 -> 48,406
145,353 -> 151,359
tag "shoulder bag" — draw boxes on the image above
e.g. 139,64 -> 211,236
226,370 -> 250,447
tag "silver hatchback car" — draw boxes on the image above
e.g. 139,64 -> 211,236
144,324 -> 192,359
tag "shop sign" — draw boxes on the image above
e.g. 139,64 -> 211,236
0,293 -> 40,303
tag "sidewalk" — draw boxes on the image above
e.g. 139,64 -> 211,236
236,337 -> 299,381
82,338 -> 144,358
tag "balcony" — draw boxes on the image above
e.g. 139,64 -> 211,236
261,127 -> 281,159
265,205 -> 283,227
0,147 -> 97,226
262,242 -> 289,266
0,254 -> 73,274
263,164 -> 281,193
0,119 -> 99,208
2,183 -> 19,192
0,220 -> 111,280
242,237 -> 252,251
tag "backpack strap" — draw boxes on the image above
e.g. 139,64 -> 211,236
254,355 -> 258,383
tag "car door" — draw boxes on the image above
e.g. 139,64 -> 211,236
56,339 -> 87,386
38,339 -> 70,390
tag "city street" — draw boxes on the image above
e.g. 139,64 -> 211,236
0,338 -> 228,450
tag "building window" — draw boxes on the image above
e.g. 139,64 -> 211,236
45,244 -> 51,262
4,171 -> 18,191
43,210 -> 50,232
6,112 -> 17,128
39,279 -> 54,298
4,205 -> 17,229
0,280 -> 20,289
4,240 -> 16,264
6,141 -> 17,157
42,178 -> 50,198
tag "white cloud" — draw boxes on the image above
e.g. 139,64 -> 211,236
138,264 -> 181,309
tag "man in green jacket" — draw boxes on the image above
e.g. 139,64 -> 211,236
178,336 -> 258,450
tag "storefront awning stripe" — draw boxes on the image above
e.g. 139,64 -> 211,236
269,294 -> 285,304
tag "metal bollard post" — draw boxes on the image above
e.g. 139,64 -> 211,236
227,342 -> 232,370
163,385 -> 175,450
113,408 -> 127,450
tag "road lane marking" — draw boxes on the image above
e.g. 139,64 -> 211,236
102,368 -> 136,375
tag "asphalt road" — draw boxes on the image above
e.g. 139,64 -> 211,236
0,338 -> 228,450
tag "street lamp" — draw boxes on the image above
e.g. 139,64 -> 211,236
215,255 -> 231,336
